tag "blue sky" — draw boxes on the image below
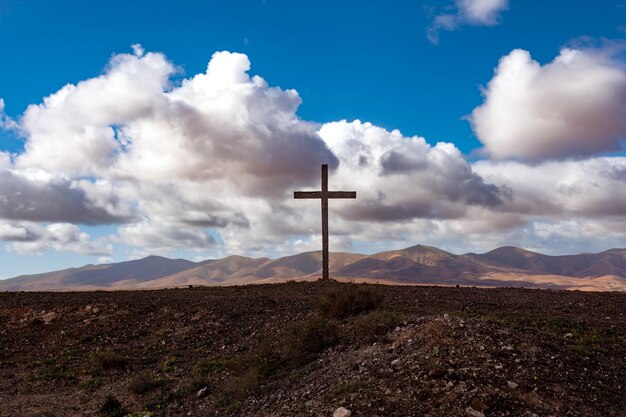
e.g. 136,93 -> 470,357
1,0 -> 626,277
2,0 -> 623,153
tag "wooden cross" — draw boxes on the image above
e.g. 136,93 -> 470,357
294,164 -> 356,280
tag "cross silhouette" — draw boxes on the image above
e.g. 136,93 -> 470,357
294,164 -> 356,280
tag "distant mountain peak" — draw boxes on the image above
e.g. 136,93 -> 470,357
1,245 -> 625,292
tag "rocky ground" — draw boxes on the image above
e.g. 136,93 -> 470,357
0,282 -> 624,417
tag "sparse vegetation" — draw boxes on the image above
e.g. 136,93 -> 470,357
284,317 -> 340,362
353,310 -> 404,342
337,380 -> 365,393
92,351 -> 128,371
99,394 -> 127,417
162,357 -> 178,373
318,283 -> 383,318
1,282 -> 624,416
195,358 -> 229,375
217,395 -> 243,413
129,371 -> 162,395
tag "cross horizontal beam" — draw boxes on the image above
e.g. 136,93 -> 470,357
294,191 -> 357,199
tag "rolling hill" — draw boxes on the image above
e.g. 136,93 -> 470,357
1,245 -> 625,291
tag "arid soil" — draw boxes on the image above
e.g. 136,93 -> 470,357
0,282 -> 625,417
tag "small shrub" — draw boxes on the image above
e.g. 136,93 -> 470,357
43,366 -> 77,382
319,284 -> 383,318
92,351 -> 127,371
353,311 -> 403,343
79,377 -> 102,390
337,380 -> 365,393
195,358 -> 228,375
218,395 -> 242,413
144,389 -> 184,412
162,357 -> 178,373
285,317 -> 340,364
99,394 -> 126,417
189,374 -> 210,392
129,372 -> 162,395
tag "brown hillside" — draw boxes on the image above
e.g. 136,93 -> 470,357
1,283 -> 624,417
2,246 -> 626,292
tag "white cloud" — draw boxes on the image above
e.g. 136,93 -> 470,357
3,222 -> 111,255
473,157 -> 626,217
0,46 -> 625,263
131,43 -> 145,57
97,256 -> 114,264
118,220 -> 216,252
0,152 -> 11,169
318,120 -> 506,222
427,0 -> 508,44
470,47 -> 626,161
0,169 -> 131,224
458,0 -> 509,25
17,50 -> 175,174
0,223 -> 38,241
0,98 -> 18,130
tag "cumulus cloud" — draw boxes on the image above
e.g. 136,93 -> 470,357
1,45 -> 625,264
318,120 -> 507,222
0,47 -> 339,256
473,157 -> 626,217
427,0 -> 508,44
470,47 -> 626,161
0,223 -> 39,242
10,47 -> 499,255
17,51 -> 175,174
118,220 -> 216,253
0,99 -> 18,130
0,169 -> 132,224
2,222 -> 112,255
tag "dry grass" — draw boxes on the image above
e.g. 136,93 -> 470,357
318,283 -> 383,318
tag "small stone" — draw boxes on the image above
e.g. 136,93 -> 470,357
196,387 -> 209,398
466,406 -> 485,417
333,407 -> 352,417
564,333 -> 574,338
507,381 -> 519,389
391,359 -> 400,367
41,312 -> 57,324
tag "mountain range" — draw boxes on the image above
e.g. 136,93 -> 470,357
1,245 -> 625,292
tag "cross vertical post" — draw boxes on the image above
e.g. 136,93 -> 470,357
321,164 -> 329,280
294,164 -> 356,281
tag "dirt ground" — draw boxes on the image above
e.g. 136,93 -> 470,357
0,282 -> 624,417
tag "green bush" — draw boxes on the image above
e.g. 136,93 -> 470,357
285,317 -> 340,363
92,351 -> 127,371
318,284 -> 383,318
99,394 -> 127,417
129,372 -> 162,395
353,310 -> 403,343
